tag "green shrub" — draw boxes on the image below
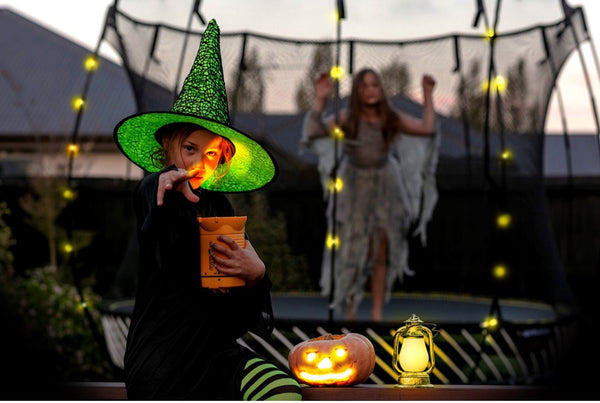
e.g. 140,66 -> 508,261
230,192 -> 315,292
1,265 -> 115,381
0,202 -> 14,277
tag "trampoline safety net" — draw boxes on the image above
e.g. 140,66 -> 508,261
102,0 -> 597,308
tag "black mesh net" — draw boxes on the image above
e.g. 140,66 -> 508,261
102,0 -> 596,309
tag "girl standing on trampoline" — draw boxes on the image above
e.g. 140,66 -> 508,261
303,68 -> 437,321
113,20 -> 301,400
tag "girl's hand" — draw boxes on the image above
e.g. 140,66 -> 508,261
422,74 -> 436,96
210,236 -> 265,287
315,72 -> 333,101
157,168 -> 200,206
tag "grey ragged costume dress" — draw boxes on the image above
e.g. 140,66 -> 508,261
301,111 -> 440,314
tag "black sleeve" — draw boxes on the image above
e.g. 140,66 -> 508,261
245,273 -> 274,340
135,166 -> 178,234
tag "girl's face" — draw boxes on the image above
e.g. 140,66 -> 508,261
358,71 -> 383,106
169,129 -> 224,189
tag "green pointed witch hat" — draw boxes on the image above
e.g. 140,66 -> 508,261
113,19 -> 277,193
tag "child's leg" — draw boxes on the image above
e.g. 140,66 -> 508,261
238,357 -> 302,401
370,235 -> 388,321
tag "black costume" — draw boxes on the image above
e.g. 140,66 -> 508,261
124,167 -> 274,400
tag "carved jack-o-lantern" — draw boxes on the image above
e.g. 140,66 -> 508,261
287,333 -> 375,386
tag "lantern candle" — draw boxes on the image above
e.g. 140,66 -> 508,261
393,314 -> 436,387
398,336 -> 429,372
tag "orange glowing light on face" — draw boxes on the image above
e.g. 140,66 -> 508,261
169,129 -> 224,190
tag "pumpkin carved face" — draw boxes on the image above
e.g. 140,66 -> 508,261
287,333 -> 375,386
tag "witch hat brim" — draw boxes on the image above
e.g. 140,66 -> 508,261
114,112 -> 277,192
113,19 -> 277,193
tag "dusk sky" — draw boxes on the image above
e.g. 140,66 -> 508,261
2,0 -> 599,134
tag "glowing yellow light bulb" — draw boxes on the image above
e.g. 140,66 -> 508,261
481,315 -> 500,332
66,143 -> 80,157
330,65 -> 344,81
329,10 -> 339,23
500,148 -> 513,162
63,242 -> 74,254
76,299 -> 89,313
484,28 -> 495,41
71,96 -> 87,112
496,212 -> 512,229
481,76 -> 508,94
493,75 -> 507,93
84,54 -> 100,72
399,336 -> 429,372
327,177 -> 344,193
330,125 -> 344,141
326,233 -> 340,250
480,79 -> 490,93
62,188 -> 76,201
493,263 -> 508,280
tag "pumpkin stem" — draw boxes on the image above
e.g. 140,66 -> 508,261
323,334 -> 334,340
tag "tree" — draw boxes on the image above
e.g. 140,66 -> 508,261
452,59 -> 487,131
19,176 -> 69,271
504,57 -> 540,133
295,43 -> 334,112
229,47 -> 265,114
380,61 -> 411,97
0,202 -> 14,278
229,192 -> 314,292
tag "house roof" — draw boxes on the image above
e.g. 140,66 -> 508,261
0,8 -> 135,137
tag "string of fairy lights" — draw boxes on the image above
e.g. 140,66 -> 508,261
64,52 -> 100,284
63,51 -> 109,358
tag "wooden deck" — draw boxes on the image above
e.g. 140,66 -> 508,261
60,381 -> 557,400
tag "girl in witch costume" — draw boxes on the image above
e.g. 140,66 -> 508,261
113,20 -> 301,400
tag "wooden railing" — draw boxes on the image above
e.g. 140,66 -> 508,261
101,313 -> 580,386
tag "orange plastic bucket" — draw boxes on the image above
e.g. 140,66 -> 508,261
197,216 -> 247,289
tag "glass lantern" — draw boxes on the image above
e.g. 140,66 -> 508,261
392,314 -> 436,387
